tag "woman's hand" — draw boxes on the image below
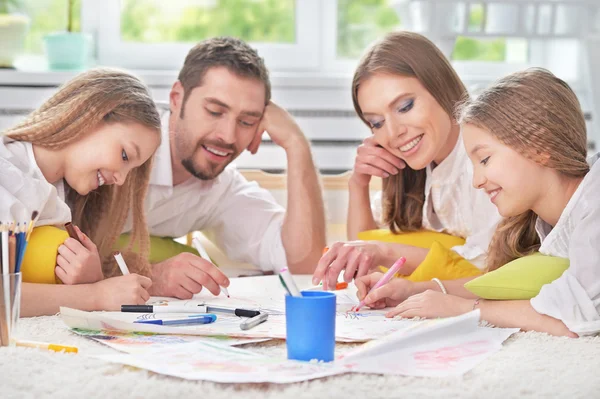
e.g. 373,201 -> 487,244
92,274 -> 152,311
312,241 -> 396,289
349,136 -> 405,188
56,226 -> 104,284
355,272 -> 417,309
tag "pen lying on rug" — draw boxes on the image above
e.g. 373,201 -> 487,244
16,340 -> 78,353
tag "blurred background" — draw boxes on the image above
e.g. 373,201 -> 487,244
1,0 -> 599,171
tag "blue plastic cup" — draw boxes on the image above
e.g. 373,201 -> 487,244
285,291 -> 336,362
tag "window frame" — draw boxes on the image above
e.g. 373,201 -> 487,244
82,0 -> 322,71
79,0 -> 582,86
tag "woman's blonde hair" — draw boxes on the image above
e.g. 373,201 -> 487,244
456,68 -> 589,271
4,68 -> 161,277
352,31 -> 467,233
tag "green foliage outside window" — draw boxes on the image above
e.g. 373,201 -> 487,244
17,0 -> 520,63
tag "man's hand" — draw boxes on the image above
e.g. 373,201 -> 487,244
247,101 -> 307,154
149,253 -> 230,299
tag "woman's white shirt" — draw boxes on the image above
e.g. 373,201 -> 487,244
530,153 -> 600,335
0,138 -> 71,226
372,135 -> 502,269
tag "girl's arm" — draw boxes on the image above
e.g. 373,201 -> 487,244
21,282 -> 100,317
20,274 -> 152,317
416,277 -> 480,298
478,299 -> 576,337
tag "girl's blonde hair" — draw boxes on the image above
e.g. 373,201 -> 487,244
456,68 -> 589,271
4,68 -> 161,277
352,31 -> 467,233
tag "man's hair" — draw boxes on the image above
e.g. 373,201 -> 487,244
177,36 -> 271,117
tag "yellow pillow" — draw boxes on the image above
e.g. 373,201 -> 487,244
21,226 -> 69,284
406,241 -> 483,282
464,253 -> 570,300
357,229 -> 466,249
357,230 -> 480,281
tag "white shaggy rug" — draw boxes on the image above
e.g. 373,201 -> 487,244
1,315 -> 599,399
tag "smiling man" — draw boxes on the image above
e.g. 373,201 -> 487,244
123,37 -> 326,299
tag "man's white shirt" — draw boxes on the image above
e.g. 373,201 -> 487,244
122,111 -> 287,272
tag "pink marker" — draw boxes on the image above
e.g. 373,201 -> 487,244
354,257 -> 406,312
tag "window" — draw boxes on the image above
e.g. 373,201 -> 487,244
85,0 -> 320,70
15,0 -> 81,54
119,0 -> 295,45
12,0 -> 585,84
336,0 -> 527,63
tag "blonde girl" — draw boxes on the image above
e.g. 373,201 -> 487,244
1,68 -> 161,316
358,68 -> 598,337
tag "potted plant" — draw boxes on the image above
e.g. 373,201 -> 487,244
44,0 -> 90,70
0,0 -> 30,68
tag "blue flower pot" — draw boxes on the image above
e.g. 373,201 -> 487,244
44,32 -> 91,70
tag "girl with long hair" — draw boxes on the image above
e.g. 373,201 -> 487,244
1,68 -> 161,316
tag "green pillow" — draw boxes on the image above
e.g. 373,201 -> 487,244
464,253 -> 570,300
117,234 -> 199,264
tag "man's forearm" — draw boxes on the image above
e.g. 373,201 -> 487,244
281,137 -> 326,274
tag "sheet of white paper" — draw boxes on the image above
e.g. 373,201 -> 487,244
95,341 -> 346,384
93,311 -> 518,382
61,304 -> 430,343
70,328 -> 271,354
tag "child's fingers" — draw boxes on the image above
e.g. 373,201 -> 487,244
385,300 -> 420,318
54,265 -> 69,283
56,254 -> 71,270
364,283 -> 394,305
135,274 -> 152,289
58,244 -> 78,262
75,226 -> 97,252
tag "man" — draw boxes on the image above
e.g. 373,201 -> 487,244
125,37 -> 326,299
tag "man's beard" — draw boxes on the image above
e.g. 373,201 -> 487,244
180,140 -> 236,181
181,156 -> 221,180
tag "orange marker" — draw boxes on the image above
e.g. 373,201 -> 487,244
335,282 -> 348,290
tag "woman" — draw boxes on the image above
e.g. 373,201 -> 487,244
313,31 -> 500,289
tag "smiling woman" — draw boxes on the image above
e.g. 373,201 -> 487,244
0,67 -> 163,316
313,31 -> 502,292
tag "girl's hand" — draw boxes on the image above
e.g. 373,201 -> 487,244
56,226 -> 104,284
385,290 -> 473,319
349,136 -> 405,188
355,272 -> 416,309
93,274 -> 152,311
312,241 -> 394,289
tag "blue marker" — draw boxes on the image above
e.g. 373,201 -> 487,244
134,314 -> 217,326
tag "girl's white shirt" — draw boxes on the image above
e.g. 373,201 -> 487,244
0,138 -> 71,227
372,135 -> 502,269
530,153 -> 600,336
